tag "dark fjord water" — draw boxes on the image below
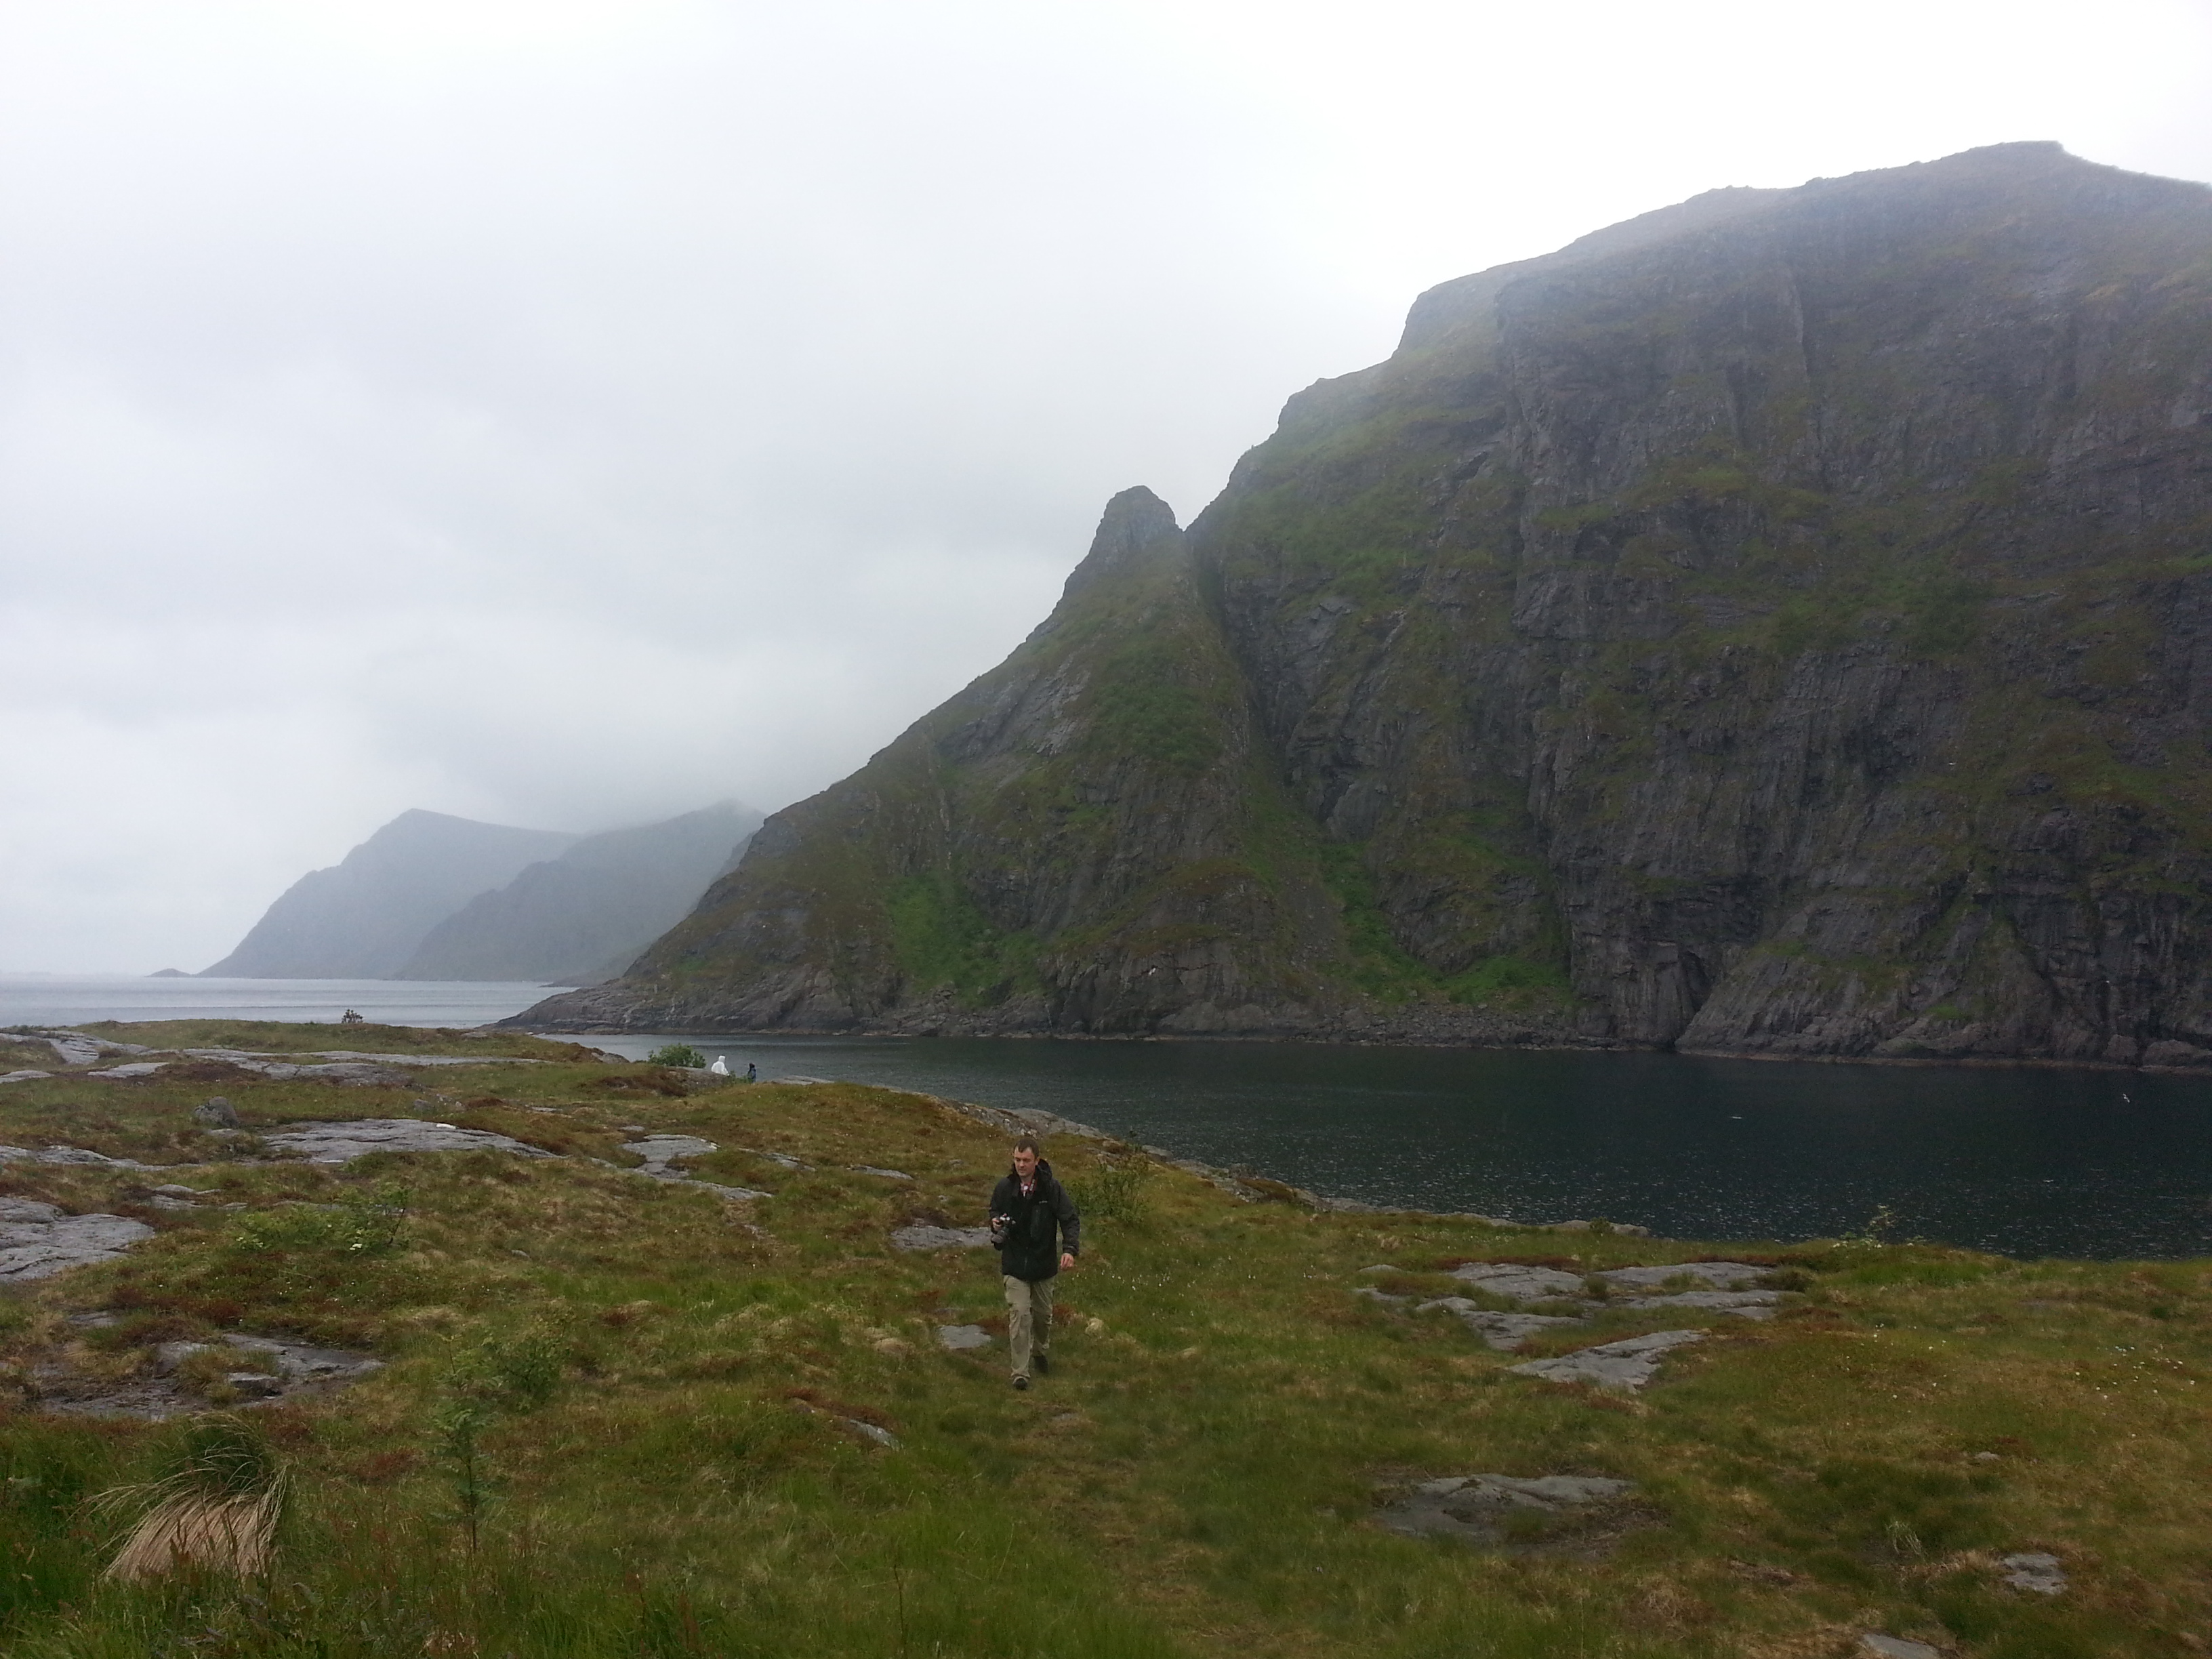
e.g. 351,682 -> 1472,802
592,1033 -> 2212,1261
10,979 -> 2205,1259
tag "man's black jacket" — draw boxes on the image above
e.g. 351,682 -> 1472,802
989,1160 -> 1081,1282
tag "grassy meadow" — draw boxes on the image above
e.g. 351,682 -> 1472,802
0,1022 -> 2207,1656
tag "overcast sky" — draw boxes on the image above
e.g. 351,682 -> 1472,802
4,0 -> 2210,973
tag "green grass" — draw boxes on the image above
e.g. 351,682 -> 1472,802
2,1026 -> 2207,1654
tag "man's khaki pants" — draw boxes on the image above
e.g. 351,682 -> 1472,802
1004,1273 -> 1054,1379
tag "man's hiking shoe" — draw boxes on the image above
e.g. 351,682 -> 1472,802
1033,1353 -> 1050,1376
1012,1375 -> 1029,1391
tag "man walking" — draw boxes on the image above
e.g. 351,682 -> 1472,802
988,1135 -> 1080,1391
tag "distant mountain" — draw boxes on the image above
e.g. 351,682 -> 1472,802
394,802 -> 762,985
203,811 -> 581,979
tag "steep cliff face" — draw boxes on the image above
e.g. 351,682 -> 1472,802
519,144 -> 2212,1065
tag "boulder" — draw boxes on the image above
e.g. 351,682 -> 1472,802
193,1097 -> 241,1128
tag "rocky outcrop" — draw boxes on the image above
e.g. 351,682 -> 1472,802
515,144 -> 2212,1063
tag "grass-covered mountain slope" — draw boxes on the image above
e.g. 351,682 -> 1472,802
523,142 -> 2212,1060
1,1022 -> 2207,1654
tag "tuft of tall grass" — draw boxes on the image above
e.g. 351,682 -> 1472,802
96,1418 -> 288,1583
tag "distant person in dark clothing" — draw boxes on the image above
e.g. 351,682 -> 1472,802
988,1134 -> 1080,1390
745,1062 -> 757,1084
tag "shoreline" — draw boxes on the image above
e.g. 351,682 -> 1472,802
520,1021 -> 2212,1079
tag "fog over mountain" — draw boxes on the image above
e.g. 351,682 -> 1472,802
3,2 -> 2209,972
396,802 -> 761,985
202,811 -> 580,979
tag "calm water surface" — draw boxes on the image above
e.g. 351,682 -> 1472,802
9,978 -> 2207,1260
0,975 -> 571,1029
592,1033 -> 2212,1261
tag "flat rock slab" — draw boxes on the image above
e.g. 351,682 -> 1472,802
935,1324 -> 992,1351
1415,1298 -> 1585,1351
1862,1637 -> 1942,1659
0,1070 -> 54,1085
304,1052 -> 541,1067
0,1143 -> 161,1170
2000,1551 -> 2066,1595
611,1136 -> 771,1201
1449,1263 -> 1589,1301
89,1062 -> 171,1078
1618,1289 -> 1781,1318
1597,1261 -> 1770,1291
180,1048 -> 539,1068
41,1332 -> 382,1420
625,1134 -> 718,1174
1375,1472 -> 1643,1553
1508,1329 -> 1706,1391
893,1225 -> 992,1251
240,1061 -> 415,1086
851,1165 -> 914,1181
0,1197 -> 156,1282
262,1119 -> 556,1163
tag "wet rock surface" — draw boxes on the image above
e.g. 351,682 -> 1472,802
935,1324 -> 992,1351
1374,1473 -> 1647,1553
0,1197 -> 155,1282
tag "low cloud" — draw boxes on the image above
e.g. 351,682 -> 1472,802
4,0 -> 2208,970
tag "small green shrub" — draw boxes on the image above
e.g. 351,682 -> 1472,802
1067,1160 -> 1155,1227
232,1183 -> 407,1258
647,1044 -> 706,1068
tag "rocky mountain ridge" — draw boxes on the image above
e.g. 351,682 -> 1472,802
516,144 -> 2212,1065
207,803 -> 757,983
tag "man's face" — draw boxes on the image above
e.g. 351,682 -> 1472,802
1012,1147 -> 1038,1180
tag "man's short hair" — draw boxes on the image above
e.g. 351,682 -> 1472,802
1012,1134 -> 1041,1155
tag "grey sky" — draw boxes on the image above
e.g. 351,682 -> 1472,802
5,0 -> 2210,972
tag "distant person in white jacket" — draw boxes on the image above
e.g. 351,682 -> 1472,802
709,1055 -> 731,1077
